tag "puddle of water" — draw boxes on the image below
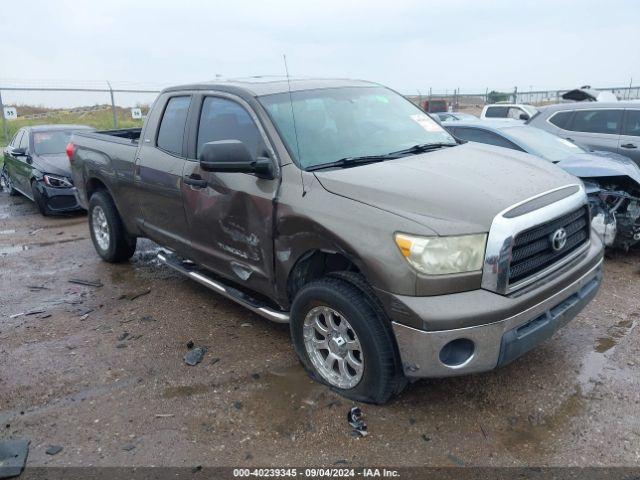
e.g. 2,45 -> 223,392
593,318 -> 636,353
163,384 -> 210,399
253,366 -> 333,437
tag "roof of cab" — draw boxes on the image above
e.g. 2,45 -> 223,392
162,77 -> 381,97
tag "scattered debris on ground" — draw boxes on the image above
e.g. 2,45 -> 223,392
119,288 -> 151,301
45,445 -> 63,456
347,406 -> 368,437
184,344 -> 206,366
0,439 -> 29,478
68,279 -> 103,288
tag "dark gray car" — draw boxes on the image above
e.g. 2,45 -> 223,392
68,79 -> 603,403
446,121 -> 640,249
527,102 -> 640,165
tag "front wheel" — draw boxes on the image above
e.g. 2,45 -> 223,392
290,276 -> 404,404
88,191 -> 137,262
1,166 -> 19,196
31,180 -> 52,216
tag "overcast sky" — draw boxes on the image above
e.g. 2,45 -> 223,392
1,0 -> 639,106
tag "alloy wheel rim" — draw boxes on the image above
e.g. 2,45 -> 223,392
92,206 -> 110,251
303,306 -> 364,389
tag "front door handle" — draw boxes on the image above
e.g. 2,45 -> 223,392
565,137 -> 574,142
183,175 -> 207,188
621,143 -> 638,149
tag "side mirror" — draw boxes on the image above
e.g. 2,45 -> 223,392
199,140 -> 274,179
12,147 -> 27,156
519,113 -> 530,121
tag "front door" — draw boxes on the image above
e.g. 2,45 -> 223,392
135,94 -> 192,252
182,94 -> 278,297
619,109 -> 640,165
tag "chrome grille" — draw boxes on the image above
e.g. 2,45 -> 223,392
508,206 -> 590,284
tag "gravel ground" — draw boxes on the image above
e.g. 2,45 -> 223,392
1,190 -> 639,469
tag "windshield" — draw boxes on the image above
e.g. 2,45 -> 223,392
502,126 -> 585,162
259,86 -> 456,169
33,130 -> 74,155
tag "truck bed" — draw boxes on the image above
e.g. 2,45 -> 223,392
75,127 -> 142,145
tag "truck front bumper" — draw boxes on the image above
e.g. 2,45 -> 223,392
391,245 -> 603,378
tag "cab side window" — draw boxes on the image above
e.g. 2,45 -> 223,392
197,97 -> 263,159
570,109 -> 622,135
484,106 -> 508,118
157,96 -> 191,156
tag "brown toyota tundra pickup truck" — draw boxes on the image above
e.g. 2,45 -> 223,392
68,79 -> 604,403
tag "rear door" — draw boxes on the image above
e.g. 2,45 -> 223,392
182,93 -> 279,297
134,94 -> 192,252
565,108 -> 623,153
619,109 -> 640,164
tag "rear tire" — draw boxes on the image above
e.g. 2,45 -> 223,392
2,166 -> 19,196
88,190 -> 136,262
31,180 -> 52,216
290,275 -> 404,404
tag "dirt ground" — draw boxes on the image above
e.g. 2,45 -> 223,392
1,190 -> 639,469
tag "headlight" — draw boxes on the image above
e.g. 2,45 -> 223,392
43,174 -> 73,188
394,233 -> 487,275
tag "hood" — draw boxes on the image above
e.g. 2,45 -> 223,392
314,143 -> 578,235
556,152 -> 640,186
33,153 -> 72,177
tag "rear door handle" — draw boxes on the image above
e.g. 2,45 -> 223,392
183,175 -> 207,188
621,143 -> 638,149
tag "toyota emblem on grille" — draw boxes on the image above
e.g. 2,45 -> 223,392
551,228 -> 567,251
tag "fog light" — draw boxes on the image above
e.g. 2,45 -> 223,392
439,338 -> 475,367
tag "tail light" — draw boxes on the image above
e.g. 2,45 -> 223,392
66,142 -> 76,163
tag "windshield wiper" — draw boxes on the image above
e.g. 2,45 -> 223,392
306,142 -> 458,171
306,155 -> 393,171
387,142 -> 458,157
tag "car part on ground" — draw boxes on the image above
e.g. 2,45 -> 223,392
69,78 -> 603,403
446,121 -> 640,249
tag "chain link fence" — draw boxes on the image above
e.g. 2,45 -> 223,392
2,80 -> 639,145
0,79 -> 163,145
406,85 -> 640,114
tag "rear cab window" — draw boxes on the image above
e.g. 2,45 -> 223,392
569,109 -> 623,135
157,96 -> 192,156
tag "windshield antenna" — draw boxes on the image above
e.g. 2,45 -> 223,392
283,54 -> 306,196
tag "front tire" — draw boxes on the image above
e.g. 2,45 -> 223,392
2,166 -> 19,196
88,191 -> 136,262
290,275 -> 404,404
31,180 -> 52,216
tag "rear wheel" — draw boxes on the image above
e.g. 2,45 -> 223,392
88,190 -> 136,262
290,275 -> 405,404
1,166 -> 19,196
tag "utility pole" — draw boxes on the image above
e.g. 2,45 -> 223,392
107,81 -> 118,129
0,89 -> 8,144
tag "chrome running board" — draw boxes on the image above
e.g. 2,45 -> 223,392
157,250 -> 289,323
